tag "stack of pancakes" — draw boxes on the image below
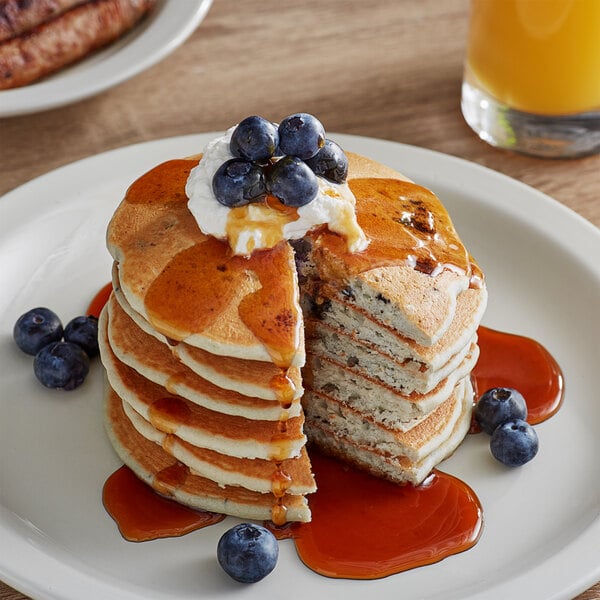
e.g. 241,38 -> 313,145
99,152 -> 487,523
101,158 -> 316,524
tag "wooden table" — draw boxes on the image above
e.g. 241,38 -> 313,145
0,1 -> 598,598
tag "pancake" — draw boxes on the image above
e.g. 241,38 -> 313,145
111,265 -> 305,401
304,342 -> 479,427
302,284 -> 487,391
304,378 -> 474,485
306,324 -> 477,398
304,378 -> 469,463
121,400 -> 315,495
107,153 -> 481,365
104,293 -> 301,421
107,158 -> 305,367
298,170 -> 483,348
105,386 -> 312,522
100,303 -> 306,460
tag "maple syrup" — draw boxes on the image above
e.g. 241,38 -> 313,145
291,450 -> 482,579
148,397 -> 192,434
86,282 -> 112,319
124,159 -> 192,206
270,369 -> 297,409
226,195 -> 300,255
311,178 -> 482,289
103,465 -> 224,542
473,326 -> 564,424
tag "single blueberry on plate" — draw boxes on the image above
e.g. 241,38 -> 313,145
268,156 -> 319,207
64,315 -> 99,357
474,387 -> 527,434
230,116 -> 279,163
13,307 -> 63,355
490,419 -> 539,467
33,341 -> 90,391
217,523 -> 278,583
278,113 -> 325,160
212,158 -> 267,207
305,138 -> 349,183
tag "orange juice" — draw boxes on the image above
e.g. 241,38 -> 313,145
466,0 -> 600,115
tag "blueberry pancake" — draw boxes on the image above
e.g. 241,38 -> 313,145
99,117 -> 487,522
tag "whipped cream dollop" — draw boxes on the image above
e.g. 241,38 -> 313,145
185,126 -> 368,256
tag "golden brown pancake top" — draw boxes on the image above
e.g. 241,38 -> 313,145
108,152 -> 483,365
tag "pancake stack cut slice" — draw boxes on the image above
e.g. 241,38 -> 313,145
293,158 -> 487,485
99,149 -> 487,523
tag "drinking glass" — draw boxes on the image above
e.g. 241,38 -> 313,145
461,0 -> 600,158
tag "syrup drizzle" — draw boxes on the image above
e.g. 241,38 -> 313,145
236,242 -> 302,369
144,237 -> 246,341
310,178 -> 482,288
226,194 -> 300,255
473,326 -> 564,424
148,397 -> 192,434
87,282 -> 112,319
103,465 -> 225,542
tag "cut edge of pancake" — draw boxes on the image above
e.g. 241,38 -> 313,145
304,377 -> 474,486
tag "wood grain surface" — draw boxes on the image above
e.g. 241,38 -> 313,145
0,1 -> 598,599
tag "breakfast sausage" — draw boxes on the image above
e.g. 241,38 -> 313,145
0,0 -> 87,42
0,0 -> 156,90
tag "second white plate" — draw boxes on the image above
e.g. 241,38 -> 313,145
0,0 -> 213,117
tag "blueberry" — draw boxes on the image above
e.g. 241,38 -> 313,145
230,116 -> 279,163
13,307 -> 63,355
475,387 -> 528,435
217,523 -> 278,583
268,156 -> 319,207
33,341 -> 90,391
278,113 -> 325,160
212,158 -> 267,207
64,315 -> 99,357
490,419 -> 539,467
304,139 -> 349,183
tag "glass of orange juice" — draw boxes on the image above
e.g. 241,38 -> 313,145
461,0 -> 600,157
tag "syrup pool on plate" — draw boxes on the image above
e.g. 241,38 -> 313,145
473,325 -> 564,424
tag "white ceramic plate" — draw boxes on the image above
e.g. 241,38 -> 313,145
0,134 -> 599,600
0,0 -> 212,117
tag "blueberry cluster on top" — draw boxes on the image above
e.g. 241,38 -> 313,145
212,113 -> 349,209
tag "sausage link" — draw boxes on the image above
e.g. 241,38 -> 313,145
0,0 -> 156,90
0,0 -> 87,43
